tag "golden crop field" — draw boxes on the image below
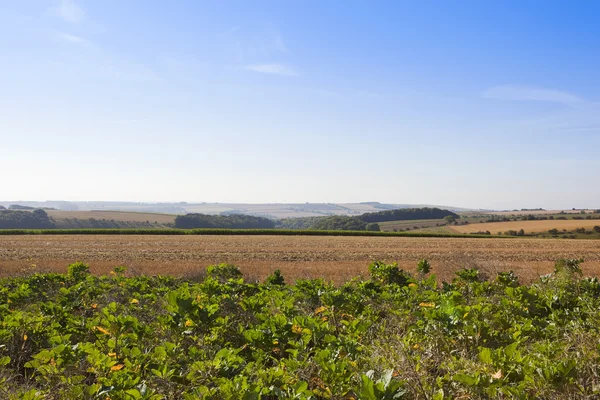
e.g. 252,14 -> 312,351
450,219 -> 600,234
47,210 -> 177,224
2,235 -> 600,283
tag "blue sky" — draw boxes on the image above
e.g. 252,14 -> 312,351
1,1 -> 599,209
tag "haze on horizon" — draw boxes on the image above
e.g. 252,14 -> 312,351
1,1 -> 599,210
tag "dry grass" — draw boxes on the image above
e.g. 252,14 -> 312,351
47,210 -> 176,224
450,219 -> 600,234
2,235 -> 600,284
487,209 -> 596,216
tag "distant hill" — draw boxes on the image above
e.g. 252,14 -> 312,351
0,201 -> 471,219
277,207 -> 457,231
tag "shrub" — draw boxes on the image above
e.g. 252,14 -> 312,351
67,261 -> 90,281
455,268 -> 480,282
206,263 -> 243,281
265,269 -> 285,285
368,261 -> 412,286
365,223 -> 380,232
554,258 -> 583,276
416,259 -> 431,275
496,271 -> 519,287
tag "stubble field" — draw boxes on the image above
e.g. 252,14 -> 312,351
450,219 -> 600,234
2,235 -> 600,283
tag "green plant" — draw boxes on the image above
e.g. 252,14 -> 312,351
416,259 -> 431,275
368,261 -> 413,286
67,261 -> 90,281
265,269 -> 285,285
206,263 -> 243,281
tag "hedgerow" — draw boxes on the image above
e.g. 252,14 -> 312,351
0,259 -> 597,398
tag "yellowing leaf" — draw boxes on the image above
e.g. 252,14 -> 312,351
108,352 -> 117,358
292,325 -> 303,334
111,364 -> 124,371
185,320 -> 193,327
91,303 -> 98,309
130,299 -> 139,304
491,369 -> 503,379
23,334 -> 28,341
314,306 -> 327,314
95,326 -> 110,335
419,302 -> 435,308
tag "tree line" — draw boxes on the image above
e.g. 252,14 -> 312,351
276,207 -> 457,231
174,213 -> 275,229
0,209 -> 55,229
359,207 -> 458,223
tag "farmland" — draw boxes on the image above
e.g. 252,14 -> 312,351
450,219 -> 600,235
46,210 -> 176,229
2,235 -> 600,283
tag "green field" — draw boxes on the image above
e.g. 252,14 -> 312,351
1,259 -> 598,398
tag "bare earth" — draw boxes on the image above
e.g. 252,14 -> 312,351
2,235 -> 600,283
451,219 -> 600,234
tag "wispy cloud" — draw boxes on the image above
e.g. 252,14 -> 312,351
483,85 -> 584,106
244,63 -> 298,77
53,0 -> 85,23
58,33 -> 90,46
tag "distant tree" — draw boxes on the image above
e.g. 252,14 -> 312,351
0,209 -> 55,229
365,223 -> 380,232
359,207 -> 458,223
8,204 -> 35,210
444,215 -> 456,224
594,226 -> 600,233
175,213 -> 275,229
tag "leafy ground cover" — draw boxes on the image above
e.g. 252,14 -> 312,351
1,259 -> 599,399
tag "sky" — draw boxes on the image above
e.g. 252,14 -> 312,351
1,0 -> 599,209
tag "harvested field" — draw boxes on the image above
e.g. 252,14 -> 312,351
450,219 -> 600,234
1,235 -> 600,283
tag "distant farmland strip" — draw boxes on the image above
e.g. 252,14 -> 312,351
0,228 -> 501,238
450,219 -> 600,234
